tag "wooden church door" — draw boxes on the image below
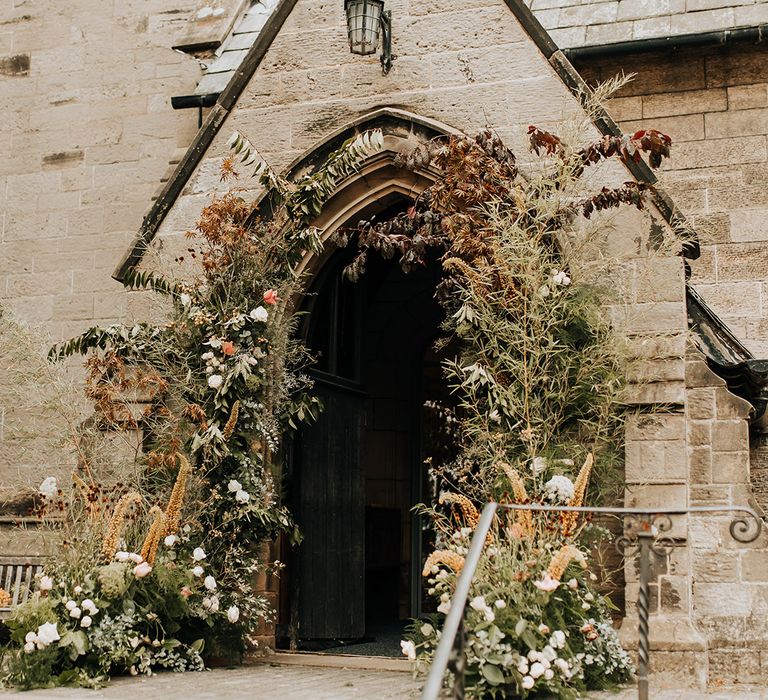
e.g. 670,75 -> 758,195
293,257 -> 367,641
294,380 -> 366,639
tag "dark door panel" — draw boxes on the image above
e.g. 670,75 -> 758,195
295,381 -> 366,640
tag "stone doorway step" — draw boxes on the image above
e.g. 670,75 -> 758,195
249,650 -> 411,672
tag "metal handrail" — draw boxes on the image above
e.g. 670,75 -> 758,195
420,502 -> 764,700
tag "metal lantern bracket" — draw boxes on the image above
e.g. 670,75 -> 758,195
380,9 -> 393,75
420,502 -> 765,700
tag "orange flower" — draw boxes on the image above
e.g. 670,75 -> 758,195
221,341 -> 235,356
263,289 -> 279,305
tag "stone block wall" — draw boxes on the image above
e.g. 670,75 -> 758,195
575,43 -> 768,358
0,0 -> 206,502
528,0 -> 768,48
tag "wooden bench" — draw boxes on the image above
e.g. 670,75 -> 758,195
0,557 -> 44,619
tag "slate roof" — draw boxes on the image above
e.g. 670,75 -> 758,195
194,0 -> 278,96
527,0 -> 768,49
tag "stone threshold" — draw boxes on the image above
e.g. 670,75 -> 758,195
247,651 -> 412,673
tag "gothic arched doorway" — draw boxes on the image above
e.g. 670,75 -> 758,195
282,196 -> 447,653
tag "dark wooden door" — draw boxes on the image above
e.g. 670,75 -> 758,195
295,379 -> 366,640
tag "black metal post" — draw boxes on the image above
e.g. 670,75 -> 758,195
636,526 -> 652,700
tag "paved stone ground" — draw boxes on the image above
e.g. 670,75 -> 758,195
0,666 -> 765,699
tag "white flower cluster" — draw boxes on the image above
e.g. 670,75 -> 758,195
115,551 -> 152,578
469,595 -> 496,623
38,476 -> 58,499
63,594 -> 99,630
579,618 -> 634,677
543,474 -> 575,503
228,479 -> 250,505
551,269 -> 571,286
23,622 -> 60,653
516,630 -> 575,690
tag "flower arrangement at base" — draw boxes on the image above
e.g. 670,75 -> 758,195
0,130 -> 385,689
406,472 -> 634,699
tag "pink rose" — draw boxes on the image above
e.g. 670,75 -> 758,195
180,586 -> 193,599
263,290 -> 279,305
133,562 -> 152,578
221,341 -> 235,356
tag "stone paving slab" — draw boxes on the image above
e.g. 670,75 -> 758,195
0,666 -> 766,699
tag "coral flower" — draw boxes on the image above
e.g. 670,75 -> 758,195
263,289 -> 279,305
221,341 -> 235,356
180,586 -> 193,599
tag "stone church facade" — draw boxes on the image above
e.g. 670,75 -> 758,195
2,0 -> 768,687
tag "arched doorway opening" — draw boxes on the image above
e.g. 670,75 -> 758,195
279,195 -> 449,654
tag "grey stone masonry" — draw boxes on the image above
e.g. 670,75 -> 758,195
527,0 -> 768,49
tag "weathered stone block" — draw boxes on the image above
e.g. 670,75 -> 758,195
741,550 -> 768,583
692,549 -> 740,583
709,648 -> 762,685
712,421 -> 749,453
687,388 -> 716,420
694,582 -> 752,616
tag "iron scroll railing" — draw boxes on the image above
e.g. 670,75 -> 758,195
420,502 -> 764,700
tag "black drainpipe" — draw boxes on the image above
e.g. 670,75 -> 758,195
171,93 -> 220,128
563,23 -> 768,61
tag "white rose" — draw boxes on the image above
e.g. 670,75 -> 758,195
207,374 -> 223,389
521,675 -> 535,690
164,535 -> 177,547
192,547 -> 207,561
129,553 -> 143,564
36,622 -> 60,646
529,661 -> 545,679
437,600 -> 451,615
235,489 -> 250,504
208,595 -> 220,612
115,551 -> 130,562
227,480 -> 242,493
192,566 -> 204,577
227,606 -> 240,623
420,623 -> 434,637
204,575 -> 217,591
23,641 -> 35,653
517,658 -> 529,674
38,575 -> 53,591
38,476 -> 58,499
567,578 -> 578,590
400,639 -> 416,661
25,631 -> 38,643
542,645 -> 556,661
81,599 -> 95,613
65,600 -> 77,611
550,630 -> 566,649
494,599 -> 506,609
80,616 -> 92,628
250,306 -> 269,323
469,596 -> 487,612
73,585 -> 82,595
544,668 -> 554,680
201,352 -> 214,360
538,623 -> 550,635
